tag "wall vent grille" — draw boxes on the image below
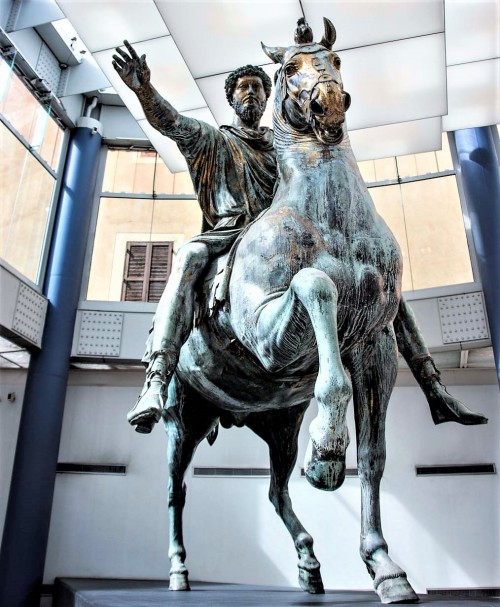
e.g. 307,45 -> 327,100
193,467 -> 270,477
56,463 -> 126,475
12,283 -> 47,346
77,311 -> 123,356
438,292 -> 489,343
416,464 -> 495,476
301,467 -> 359,477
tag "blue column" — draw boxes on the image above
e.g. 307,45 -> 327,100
0,124 -> 102,607
453,127 -> 500,383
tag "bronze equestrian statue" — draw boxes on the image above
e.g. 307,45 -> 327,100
113,19 -> 487,603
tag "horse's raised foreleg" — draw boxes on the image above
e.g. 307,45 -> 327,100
348,327 -> 419,604
245,404 -> 324,594
253,268 -> 352,491
163,376 -> 219,591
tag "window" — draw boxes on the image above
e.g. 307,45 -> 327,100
87,148 -> 201,301
358,134 -> 474,292
122,241 -> 173,302
0,56 -> 65,283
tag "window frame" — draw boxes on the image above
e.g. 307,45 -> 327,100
363,132 -> 481,297
0,73 -> 69,290
81,141 -> 482,308
80,145 -> 197,308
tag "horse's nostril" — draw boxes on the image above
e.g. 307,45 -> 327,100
310,99 -> 324,115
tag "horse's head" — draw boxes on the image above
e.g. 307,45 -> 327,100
262,18 -> 351,145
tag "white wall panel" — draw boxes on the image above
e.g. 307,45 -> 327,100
40,371 -> 499,592
0,371 -> 26,540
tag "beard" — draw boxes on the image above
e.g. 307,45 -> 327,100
232,98 -> 266,125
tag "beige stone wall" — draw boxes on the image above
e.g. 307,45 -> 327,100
87,150 -> 201,300
87,196 -> 202,301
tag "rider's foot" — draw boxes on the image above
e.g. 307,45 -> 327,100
415,355 -> 488,426
127,380 -> 165,433
127,349 -> 176,433
427,385 -> 488,425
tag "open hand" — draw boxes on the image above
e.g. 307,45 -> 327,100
113,40 -> 151,93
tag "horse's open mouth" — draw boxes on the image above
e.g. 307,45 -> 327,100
312,122 -> 344,145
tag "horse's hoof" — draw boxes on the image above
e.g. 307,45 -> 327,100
304,441 -> 345,491
376,576 -> 419,604
298,568 -> 325,594
170,572 -> 190,591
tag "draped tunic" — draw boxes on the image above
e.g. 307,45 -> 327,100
164,116 -> 277,253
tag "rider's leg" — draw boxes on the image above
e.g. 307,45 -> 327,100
394,297 -> 487,425
128,242 -> 210,433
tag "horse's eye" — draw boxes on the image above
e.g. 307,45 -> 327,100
285,64 -> 297,77
334,57 -> 341,69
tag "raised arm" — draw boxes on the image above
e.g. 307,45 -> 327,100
113,40 -> 180,134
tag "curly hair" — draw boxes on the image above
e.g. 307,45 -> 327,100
224,65 -> 272,104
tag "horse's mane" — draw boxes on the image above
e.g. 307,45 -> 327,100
272,70 -> 317,153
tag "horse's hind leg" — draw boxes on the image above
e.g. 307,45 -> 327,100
163,375 -> 219,591
245,403 -> 324,594
252,268 -> 352,491
348,327 -> 418,604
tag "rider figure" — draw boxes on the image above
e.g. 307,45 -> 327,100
113,41 -> 487,434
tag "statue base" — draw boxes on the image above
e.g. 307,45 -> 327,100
53,578 -> 496,606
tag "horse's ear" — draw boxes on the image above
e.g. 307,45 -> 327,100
320,17 -> 336,49
261,42 -> 285,64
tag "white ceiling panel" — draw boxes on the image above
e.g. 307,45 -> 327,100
94,37 -> 206,120
442,59 -> 500,132
198,36 -> 446,132
445,0 -> 500,66
349,117 -> 443,161
139,107 -> 219,172
15,0 -> 65,30
196,63 -> 278,129
154,0 -> 302,78
56,0 -> 169,52
302,0 -> 444,51
340,34 -> 447,130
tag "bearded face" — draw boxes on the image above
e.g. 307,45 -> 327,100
232,98 -> 267,124
231,75 -> 267,126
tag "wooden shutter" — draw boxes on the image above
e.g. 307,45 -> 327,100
122,242 -> 173,302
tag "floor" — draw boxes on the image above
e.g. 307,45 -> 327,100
53,578 -> 499,607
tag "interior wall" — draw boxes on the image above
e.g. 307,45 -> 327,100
0,370 -> 26,541
23,369 -> 498,594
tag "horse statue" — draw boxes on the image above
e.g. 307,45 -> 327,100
163,18 -> 419,603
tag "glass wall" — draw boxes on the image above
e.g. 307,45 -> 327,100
0,56 -> 64,283
88,133 -> 475,302
87,149 -> 201,301
359,135 -> 474,291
